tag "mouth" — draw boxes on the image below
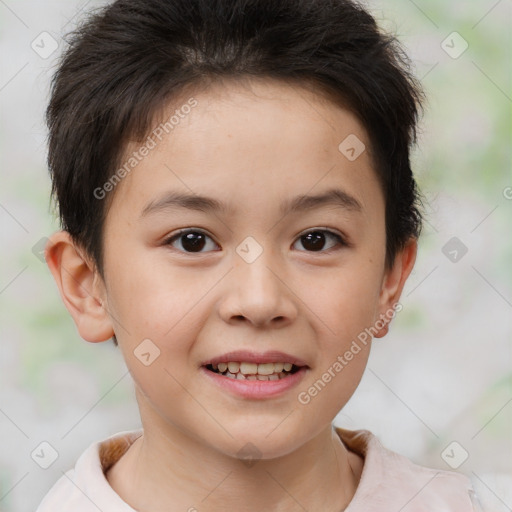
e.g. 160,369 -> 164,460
204,361 -> 304,381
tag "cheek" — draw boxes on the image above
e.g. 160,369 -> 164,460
106,255 -> 206,339
296,341 -> 370,426
304,263 -> 383,344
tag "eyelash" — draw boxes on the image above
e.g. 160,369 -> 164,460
162,228 -> 347,254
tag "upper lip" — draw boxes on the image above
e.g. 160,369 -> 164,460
201,350 -> 309,367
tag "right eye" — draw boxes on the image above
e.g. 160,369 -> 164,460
162,229 -> 220,254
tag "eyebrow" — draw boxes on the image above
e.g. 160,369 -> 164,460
139,187 -> 362,219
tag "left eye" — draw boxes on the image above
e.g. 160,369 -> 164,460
292,229 -> 345,253
163,228 -> 345,254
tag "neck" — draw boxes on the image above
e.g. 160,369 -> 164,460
107,405 -> 362,512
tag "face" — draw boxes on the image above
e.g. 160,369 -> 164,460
71,79 -> 412,459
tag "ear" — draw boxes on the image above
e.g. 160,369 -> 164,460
373,238 -> 417,338
45,230 -> 114,343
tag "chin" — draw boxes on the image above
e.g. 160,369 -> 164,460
211,426 -> 304,462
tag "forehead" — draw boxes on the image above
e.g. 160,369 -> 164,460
106,78 -> 381,222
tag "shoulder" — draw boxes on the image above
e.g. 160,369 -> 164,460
35,467 -> 89,511
35,429 -> 143,512
335,427 -> 480,512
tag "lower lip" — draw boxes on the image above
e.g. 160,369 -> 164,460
201,366 -> 308,399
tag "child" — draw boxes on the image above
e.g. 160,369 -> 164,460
37,0 -> 481,510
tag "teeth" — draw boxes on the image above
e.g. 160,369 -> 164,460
228,362 -> 240,373
210,361 -> 297,376
226,371 -> 289,381
240,362 -> 258,375
257,363 -> 277,375
209,360 -> 302,381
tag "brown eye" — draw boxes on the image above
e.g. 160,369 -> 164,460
163,228 -> 345,254
164,229 -> 219,253
293,229 -> 345,252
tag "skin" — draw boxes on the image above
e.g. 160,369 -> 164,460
46,78 -> 417,512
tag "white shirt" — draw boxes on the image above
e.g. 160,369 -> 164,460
36,427 -> 481,511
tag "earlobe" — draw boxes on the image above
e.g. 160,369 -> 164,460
373,238 -> 418,339
45,230 -> 114,343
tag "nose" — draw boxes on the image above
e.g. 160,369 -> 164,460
217,249 -> 298,329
